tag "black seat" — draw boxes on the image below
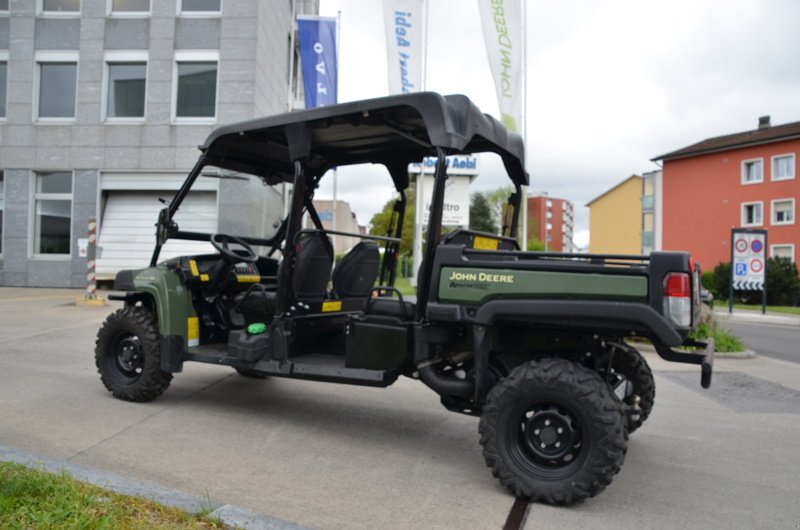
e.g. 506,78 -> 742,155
332,241 -> 380,299
233,233 -> 333,324
293,232 -> 334,299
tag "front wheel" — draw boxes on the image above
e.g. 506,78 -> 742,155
95,306 -> 172,402
479,358 -> 627,505
611,344 -> 655,433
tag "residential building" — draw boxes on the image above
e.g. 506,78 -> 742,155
0,0 -> 318,287
311,199 -> 362,255
586,175 -> 643,255
527,193 -> 574,252
640,169 -> 662,255
653,116 -> 799,268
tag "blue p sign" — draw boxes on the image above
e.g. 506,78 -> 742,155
735,263 -> 747,276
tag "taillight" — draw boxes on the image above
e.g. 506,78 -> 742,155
663,272 -> 691,327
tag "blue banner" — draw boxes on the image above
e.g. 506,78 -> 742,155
297,16 -> 338,108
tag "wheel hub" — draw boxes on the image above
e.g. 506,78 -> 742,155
521,406 -> 580,463
115,336 -> 143,376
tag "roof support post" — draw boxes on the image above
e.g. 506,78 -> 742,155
276,160 -> 307,315
415,147 -> 447,320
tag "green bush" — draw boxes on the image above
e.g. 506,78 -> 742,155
701,270 -> 714,291
709,258 -> 799,306
689,322 -> 745,353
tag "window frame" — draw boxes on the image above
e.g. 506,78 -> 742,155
0,50 -> 8,121
0,170 -> 4,257
107,0 -> 151,17
102,51 -> 148,123
771,153 -> 796,182
177,0 -> 222,17
740,158 -> 764,185
740,201 -> 763,227
171,50 -> 219,124
0,0 -> 8,15
33,51 -> 79,123
770,244 -> 795,262
30,170 -> 74,259
37,0 -> 81,17
770,198 -> 795,226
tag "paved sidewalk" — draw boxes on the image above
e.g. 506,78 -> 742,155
2,287 -> 800,529
714,307 -> 800,326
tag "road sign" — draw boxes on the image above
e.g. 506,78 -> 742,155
730,228 -> 767,314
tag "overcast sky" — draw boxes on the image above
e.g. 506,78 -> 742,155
316,0 -> 800,248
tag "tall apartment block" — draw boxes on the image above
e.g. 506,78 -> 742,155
526,193 -> 574,252
0,0 -> 317,287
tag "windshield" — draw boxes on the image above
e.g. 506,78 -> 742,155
200,166 -> 284,242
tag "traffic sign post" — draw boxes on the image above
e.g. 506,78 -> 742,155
729,228 -> 767,314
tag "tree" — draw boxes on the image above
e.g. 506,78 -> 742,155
368,189 -> 415,255
710,258 -> 800,306
469,192 -> 498,234
486,186 -> 515,230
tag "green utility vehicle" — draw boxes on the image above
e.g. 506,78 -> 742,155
96,93 -> 713,505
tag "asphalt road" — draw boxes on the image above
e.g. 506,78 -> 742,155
3,288 -> 800,529
722,320 -> 800,363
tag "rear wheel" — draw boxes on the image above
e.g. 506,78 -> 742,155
95,306 -> 172,402
479,358 -> 627,505
611,344 -> 655,433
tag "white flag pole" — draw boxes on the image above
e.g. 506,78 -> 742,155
520,0 -> 528,250
411,0 -> 428,288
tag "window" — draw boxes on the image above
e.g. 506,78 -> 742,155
771,244 -> 795,262
104,54 -> 147,119
173,52 -> 218,120
34,172 -> 72,255
41,0 -> 80,13
772,154 -> 795,181
0,171 -> 4,254
741,158 -> 763,185
36,53 -> 78,120
110,0 -> 149,13
0,1 -> 7,12
0,58 -> 6,118
179,0 -> 221,13
741,201 -> 763,227
771,199 -> 795,225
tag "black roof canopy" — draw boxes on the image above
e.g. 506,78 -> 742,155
199,92 -> 528,190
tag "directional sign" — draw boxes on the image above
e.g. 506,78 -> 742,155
731,229 -> 766,291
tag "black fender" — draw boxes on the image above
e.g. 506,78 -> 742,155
470,300 -> 684,403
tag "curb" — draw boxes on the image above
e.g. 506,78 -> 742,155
713,349 -> 756,359
0,445 -> 309,530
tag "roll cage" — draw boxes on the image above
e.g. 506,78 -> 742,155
150,92 -> 528,321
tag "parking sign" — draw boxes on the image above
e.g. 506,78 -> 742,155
730,228 -> 767,313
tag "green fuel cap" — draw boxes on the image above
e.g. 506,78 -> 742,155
247,322 -> 267,335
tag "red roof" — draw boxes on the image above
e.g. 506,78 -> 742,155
653,119 -> 800,162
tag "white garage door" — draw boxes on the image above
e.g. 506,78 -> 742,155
96,191 -> 218,279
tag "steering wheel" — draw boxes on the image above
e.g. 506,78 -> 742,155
210,233 -> 259,263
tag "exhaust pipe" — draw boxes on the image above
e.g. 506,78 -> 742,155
417,363 -> 473,398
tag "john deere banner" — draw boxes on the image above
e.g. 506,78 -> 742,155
297,16 -> 338,108
382,0 -> 426,94
478,0 -> 523,132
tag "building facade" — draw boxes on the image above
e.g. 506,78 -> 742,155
586,175 -> 642,255
640,169 -> 662,255
311,199 -> 364,255
0,0 -> 317,287
654,116 -> 799,268
526,194 -> 574,252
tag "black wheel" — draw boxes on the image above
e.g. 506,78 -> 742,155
479,358 -> 627,505
95,306 -> 172,402
235,368 -> 268,379
611,344 -> 655,433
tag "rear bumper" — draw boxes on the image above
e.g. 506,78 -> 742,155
654,338 -> 714,388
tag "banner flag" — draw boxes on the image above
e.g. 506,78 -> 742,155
297,16 -> 338,108
478,0 -> 523,132
382,0 -> 426,94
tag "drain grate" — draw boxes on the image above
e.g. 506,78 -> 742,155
660,371 -> 800,414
